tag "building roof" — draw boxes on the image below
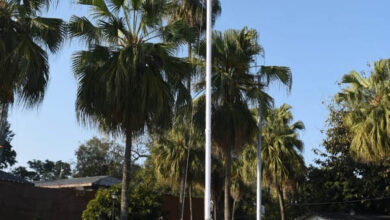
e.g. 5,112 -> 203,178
0,170 -> 32,184
34,176 -> 121,189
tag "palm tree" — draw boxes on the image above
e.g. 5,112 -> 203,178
193,27 -> 264,220
168,2 -> 220,216
0,0 -> 66,126
242,104 -> 305,220
69,1 -> 192,219
168,0 -> 221,89
151,117 -> 204,220
336,59 -> 390,162
194,27 -> 293,220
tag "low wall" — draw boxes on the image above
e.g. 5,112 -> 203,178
162,195 -> 204,220
0,181 -> 96,220
0,181 -> 204,220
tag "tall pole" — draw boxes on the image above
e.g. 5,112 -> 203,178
205,0 -> 212,219
257,107 -> 262,220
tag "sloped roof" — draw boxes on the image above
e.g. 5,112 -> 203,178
0,170 -> 32,184
35,176 -> 121,188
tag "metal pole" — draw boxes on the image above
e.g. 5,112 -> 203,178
205,0 -> 212,219
257,107 -> 262,220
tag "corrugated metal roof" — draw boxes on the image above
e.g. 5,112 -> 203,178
34,176 -> 121,188
0,171 -> 32,184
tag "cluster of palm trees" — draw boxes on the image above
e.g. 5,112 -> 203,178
0,0 -> 307,219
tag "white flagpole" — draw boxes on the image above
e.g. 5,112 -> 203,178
205,0 -> 212,219
257,107 -> 262,220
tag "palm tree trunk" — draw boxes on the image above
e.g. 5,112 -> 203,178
212,192 -> 217,220
276,185 -> 286,220
231,199 -> 237,220
189,183 -> 193,220
179,164 -> 186,220
0,103 -> 8,131
214,203 -> 217,220
224,148 -> 232,220
120,131 -> 132,220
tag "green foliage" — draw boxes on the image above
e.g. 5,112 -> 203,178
70,0 -> 193,135
241,104 -> 305,220
168,0 -> 221,32
0,120 -> 16,169
298,105 -> 390,214
74,137 -> 124,178
0,0 -> 66,105
336,59 -> 390,162
82,167 -> 165,220
12,159 -> 71,181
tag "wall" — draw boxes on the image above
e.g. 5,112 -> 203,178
0,181 -> 96,220
0,181 -> 204,220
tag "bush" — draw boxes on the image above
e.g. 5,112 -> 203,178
82,169 -> 165,220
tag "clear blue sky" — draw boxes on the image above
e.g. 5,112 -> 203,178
8,0 -> 390,168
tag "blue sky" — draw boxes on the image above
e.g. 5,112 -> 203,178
8,0 -> 390,168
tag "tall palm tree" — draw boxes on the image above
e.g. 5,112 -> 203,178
193,27 -> 265,220
69,1 -> 193,219
242,104 -> 305,220
336,59 -> 390,162
167,2 -> 220,216
0,0 -> 66,127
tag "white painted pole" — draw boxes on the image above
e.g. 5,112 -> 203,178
205,0 -> 212,219
257,107 -> 262,220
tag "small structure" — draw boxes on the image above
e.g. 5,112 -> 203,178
35,176 -> 120,191
0,170 -> 32,185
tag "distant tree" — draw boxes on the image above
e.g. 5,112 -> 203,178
0,120 -> 16,169
74,137 -> 124,178
12,159 -> 71,181
11,166 -> 39,181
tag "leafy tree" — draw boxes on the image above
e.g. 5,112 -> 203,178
0,120 -> 16,169
336,59 -> 390,162
11,166 -> 39,181
69,0 -> 194,218
74,137 -> 124,178
0,0 -> 66,124
82,163 -> 166,220
12,159 -> 71,181
298,105 -> 390,215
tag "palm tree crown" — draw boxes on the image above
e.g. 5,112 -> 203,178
0,0 -> 66,105
336,59 -> 390,162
